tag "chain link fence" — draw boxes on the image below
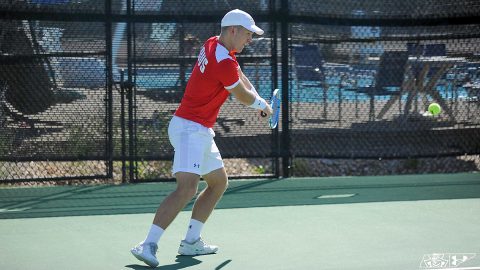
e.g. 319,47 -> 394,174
286,1 -> 480,176
1,1 -> 111,182
1,0 -> 479,182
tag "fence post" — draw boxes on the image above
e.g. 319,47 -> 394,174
126,0 -> 136,182
270,0 -> 280,178
280,0 -> 291,177
105,0 -> 114,179
120,70 -> 127,183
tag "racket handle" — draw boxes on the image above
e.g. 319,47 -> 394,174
260,111 -> 267,117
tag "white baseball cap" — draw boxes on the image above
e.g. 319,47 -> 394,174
221,9 -> 264,35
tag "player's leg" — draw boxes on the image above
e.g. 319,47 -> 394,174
179,140 -> 227,256
131,116 -> 204,266
191,167 -> 228,224
153,172 -> 200,228
156,116 -> 207,229
131,173 -> 200,266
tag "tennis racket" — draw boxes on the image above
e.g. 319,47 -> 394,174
261,88 -> 281,129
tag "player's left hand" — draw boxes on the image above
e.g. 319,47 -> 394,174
260,104 -> 273,118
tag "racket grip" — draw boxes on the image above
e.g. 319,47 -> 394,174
260,111 -> 267,117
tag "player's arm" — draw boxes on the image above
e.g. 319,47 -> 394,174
228,80 -> 273,116
236,67 -> 272,116
219,60 -> 271,115
238,67 -> 259,96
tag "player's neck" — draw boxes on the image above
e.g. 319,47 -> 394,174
218,34 -> 235,53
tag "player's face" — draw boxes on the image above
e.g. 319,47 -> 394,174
233,26 -> 253,53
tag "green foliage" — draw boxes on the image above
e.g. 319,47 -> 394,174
291,158 -> 310,177
0,129 -> 14,157
253,165 -> 265,174
121,160 -> 173,180
65,115 -> 105,156
403,158 -> 420,171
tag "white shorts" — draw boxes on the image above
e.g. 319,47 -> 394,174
168,116 -> 224,176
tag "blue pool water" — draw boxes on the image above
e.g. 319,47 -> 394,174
133,66 -> 469,103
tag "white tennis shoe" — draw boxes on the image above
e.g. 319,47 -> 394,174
178,238 -> 218,256
130,242 -> 159,267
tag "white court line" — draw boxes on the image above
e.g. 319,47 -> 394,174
426,267 -> 480,270
316,194 -> 357,199
0,207 -> 32,213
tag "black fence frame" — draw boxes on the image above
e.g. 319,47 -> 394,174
1,0 -> 479,183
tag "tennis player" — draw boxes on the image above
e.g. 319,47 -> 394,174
131,9 -> 272,267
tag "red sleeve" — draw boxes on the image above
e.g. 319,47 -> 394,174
215,59 -> 240,89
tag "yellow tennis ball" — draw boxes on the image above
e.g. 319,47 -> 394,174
428,103 -> 441,115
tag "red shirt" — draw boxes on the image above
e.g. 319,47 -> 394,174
175,36 -> 240,128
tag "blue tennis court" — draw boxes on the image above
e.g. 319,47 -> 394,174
1,173 -> 479,270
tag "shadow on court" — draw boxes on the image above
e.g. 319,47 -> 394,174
125,256 -> 231,270
125,256 -> 201,270
1,173 -> 479,219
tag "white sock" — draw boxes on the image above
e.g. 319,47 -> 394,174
184,219 -> 204,243
143,224 -> 164,244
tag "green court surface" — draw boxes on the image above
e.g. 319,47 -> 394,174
1,173 -> 480,270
